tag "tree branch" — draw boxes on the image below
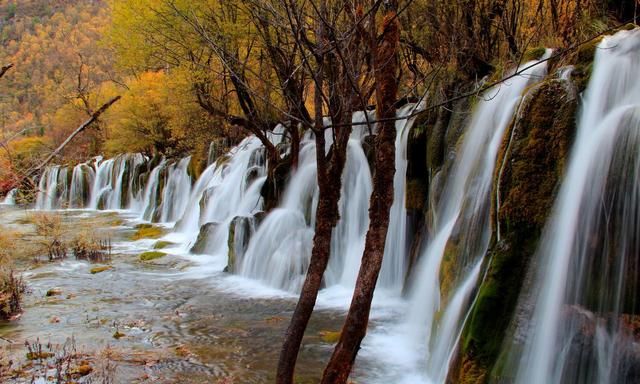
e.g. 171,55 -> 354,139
28,96 -> 121,176
0,64 -> 14,79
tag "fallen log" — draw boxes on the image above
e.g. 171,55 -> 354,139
27,96 -> 121,177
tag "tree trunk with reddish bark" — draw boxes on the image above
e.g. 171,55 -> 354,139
321,3 -> 401,383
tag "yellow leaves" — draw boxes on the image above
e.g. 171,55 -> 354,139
1,1 -> 114,161
5,136 -> 50,171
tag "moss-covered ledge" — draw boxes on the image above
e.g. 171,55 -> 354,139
449,77 -> 578,383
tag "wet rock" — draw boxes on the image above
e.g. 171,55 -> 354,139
245,166 -> 263,190
190,222 -> 220,254
153,241 -> 175,250
46,288 -> 63,297
261,155 -> 292,211
453,78 -> 578,383
113,330 -> 125,339
90,265 -> 113,274
139,251 -> 166,261
199,186 -> 216,213
225,216 -> 256,273
131,224 -> 165,240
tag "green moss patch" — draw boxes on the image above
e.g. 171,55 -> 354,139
522,46 -> 546,62
153,241 -> 175,250
131,224 -> 165,240
139,251 -> 166,261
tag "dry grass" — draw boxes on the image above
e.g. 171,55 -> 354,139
0,231 -> 25,320
71,230 -> 112,263
30,212 -> 67,261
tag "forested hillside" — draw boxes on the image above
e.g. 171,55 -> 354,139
0,0 -> 222,194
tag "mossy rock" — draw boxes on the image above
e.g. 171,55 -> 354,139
498,79 -> 577,230
225,216 -> 255,273
460,235 -> 535,369
90,265 -> 113,274
153,241 -> 175,250
406,179 -> 427,212
46,288 -> 63,297
439,240 -> 460,300
449,354 -> 488,384
113,330 -> 126,339
187,155 -> 203,181
131,224 -> 165,240
571,24 -> 638,92
139,251 -> 166,261
522,46 -> 547,62
452,79 -> 578,383
190,222 -> 220,254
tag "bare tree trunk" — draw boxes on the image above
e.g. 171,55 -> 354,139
276,98 -> 351,384
28,96 -> 121,176
276,2 -> 363,376
321,3 -> 401,383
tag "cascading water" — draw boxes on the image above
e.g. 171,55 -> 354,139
69,163 -> 95,208
157,156 -> 192,222
106,153 -> 145,210
380,103 -> 425,290
1,188 -> 17,205
36,165 -> 62,210
363,53 -> 551,383
239,105 -> 422,292
509,28 -> 640,384
89,158 -> 115,210
239,137 -> 319,291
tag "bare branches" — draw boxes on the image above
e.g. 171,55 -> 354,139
0,64 -> 13,79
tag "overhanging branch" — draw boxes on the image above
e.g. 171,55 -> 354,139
27,96 -> 121,176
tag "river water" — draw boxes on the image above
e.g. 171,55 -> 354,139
0,205 -> 402,383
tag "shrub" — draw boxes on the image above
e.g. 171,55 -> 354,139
71,230 -> 111,263
0,269 -> 25,320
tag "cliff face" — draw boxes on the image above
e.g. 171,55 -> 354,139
405,49 -> 584,384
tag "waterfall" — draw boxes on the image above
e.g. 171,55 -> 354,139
34,153 -> 184,215
89,158 -> 115,210
512,28 -> 640,384
238,105 -> 422,292
158,156 -> 192,222
239,135 -> 319,291
366,53 -> 550,383
380,103 -> 424,290
139,158 -> 167,221
1,188 -> 17,205
36,165 -> 63,210
69,163 -> 95,208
